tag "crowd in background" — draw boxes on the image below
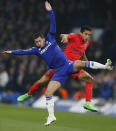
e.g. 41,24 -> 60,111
0,0 -> 116,101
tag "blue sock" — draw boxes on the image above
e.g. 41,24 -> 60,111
85,61 -> 90,68
46,96 -> 52,100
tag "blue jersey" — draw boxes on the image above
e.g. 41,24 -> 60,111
12,10 -> 68,69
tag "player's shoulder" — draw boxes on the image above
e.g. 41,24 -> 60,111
69,33 -> 78,35
31,46 -> 38,51
69,33 -> 80,37
46,33 -> 55,40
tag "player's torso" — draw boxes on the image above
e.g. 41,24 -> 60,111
64,34 -> 89,61
36,36 -> 68,69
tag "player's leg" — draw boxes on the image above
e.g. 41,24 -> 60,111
77,70 -> 98,112
71,70 -> 97,112
44,65 -> 69,126
44,80 -> 61,126
17,69 -> 54,102
78,70 -> 93,102
71,70 -> 93,102
28,69 -> 54,95
73,59 -> 113,72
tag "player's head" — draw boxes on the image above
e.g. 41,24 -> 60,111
80,25 -> 91,42
33,32 -> 45,48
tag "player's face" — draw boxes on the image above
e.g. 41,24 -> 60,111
81,30 -> 91,42
34,37 -> 45,48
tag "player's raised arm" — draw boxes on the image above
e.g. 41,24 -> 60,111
45,1 -> 56,34
61,33 -> 77,43
2,48 -> 37,55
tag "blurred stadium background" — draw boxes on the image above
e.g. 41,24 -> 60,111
0,0 -> 116,130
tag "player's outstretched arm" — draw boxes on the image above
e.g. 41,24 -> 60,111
45,1 -> 56,34
2,48 -> 37,55
61,33 -> 77,43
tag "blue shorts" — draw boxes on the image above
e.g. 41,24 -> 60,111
51,61 -> 75,85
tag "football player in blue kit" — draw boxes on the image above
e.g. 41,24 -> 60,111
2,1 -> 113,125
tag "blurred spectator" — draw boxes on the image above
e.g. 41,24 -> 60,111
0,62 -> 9,90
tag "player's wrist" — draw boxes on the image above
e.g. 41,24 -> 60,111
11,50 -> 14,54
49,9 -> 53,12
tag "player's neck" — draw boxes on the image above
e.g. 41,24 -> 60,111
79,33 -> 84,42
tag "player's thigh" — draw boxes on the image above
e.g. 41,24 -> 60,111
38,69 -> 54,85
45,80 -> 61,96
77,71 -> 94,82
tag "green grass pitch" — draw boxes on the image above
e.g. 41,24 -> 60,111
0,104 -> 116,131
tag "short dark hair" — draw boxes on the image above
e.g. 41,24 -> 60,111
33,32 -> 45,39
80,25 -> 91,33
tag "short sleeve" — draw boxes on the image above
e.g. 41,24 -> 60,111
68,33 -> 77,40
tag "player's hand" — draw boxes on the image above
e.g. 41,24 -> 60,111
60,34 -> 68,43
45,1 -> 52,11
2,50 -> 12,54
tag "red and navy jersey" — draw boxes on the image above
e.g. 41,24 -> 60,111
64,33 -> 89,61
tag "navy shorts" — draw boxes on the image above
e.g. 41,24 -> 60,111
51,61 -> 75,85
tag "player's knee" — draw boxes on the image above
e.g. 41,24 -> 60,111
37,80 -> 42,86
74,60 -> 84,70
38,78 -> 47,86
37,80 -> 40,84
